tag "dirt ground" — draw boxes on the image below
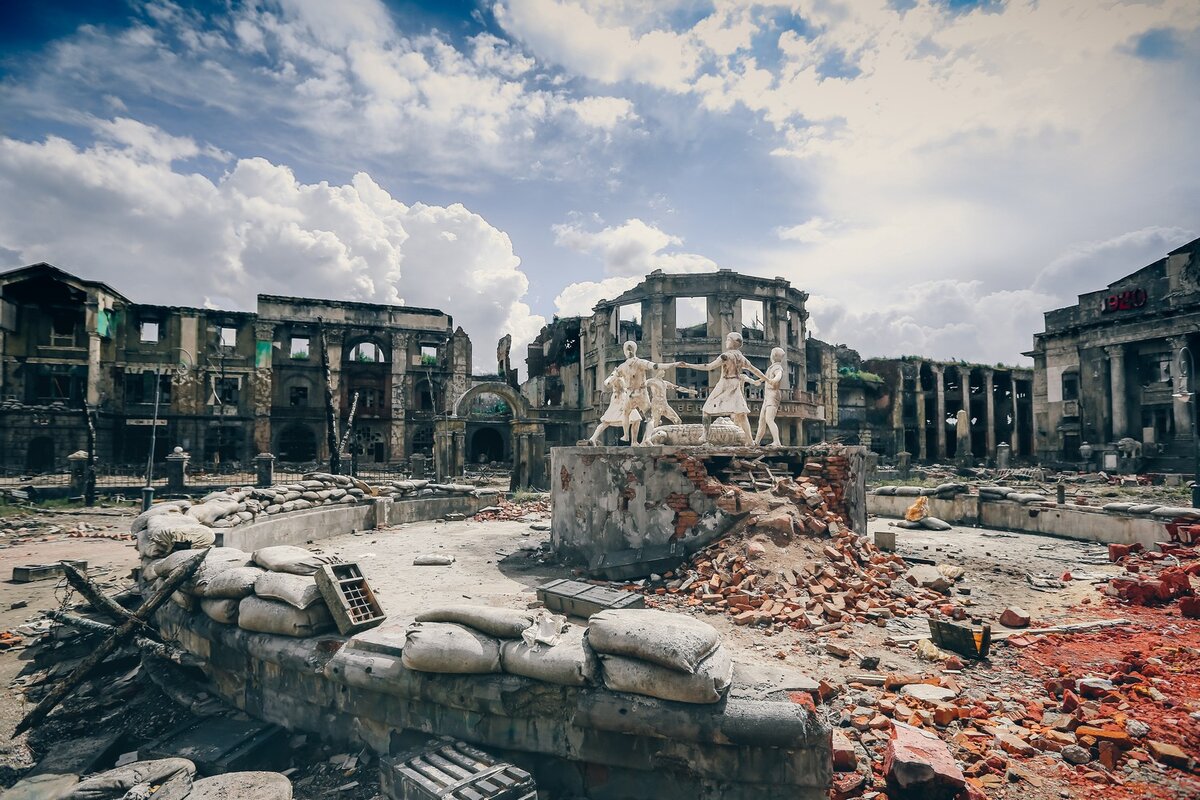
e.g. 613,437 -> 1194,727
2,502 -> 1198,800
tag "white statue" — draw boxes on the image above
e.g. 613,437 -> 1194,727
753,347 -> 786,447
679,331 -> 767,444
606,341 -> 683,445
645,364 -> 697,440
588,371 -> 641,445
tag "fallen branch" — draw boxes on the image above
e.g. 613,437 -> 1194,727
15,549 -> 208,736
58,561 -> 136,624
46,611 -> 204,668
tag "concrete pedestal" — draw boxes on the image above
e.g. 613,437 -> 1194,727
550,445 -> 866,567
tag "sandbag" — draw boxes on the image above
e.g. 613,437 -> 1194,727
600,646 -> 733,704
1128,504 -> 1160,514
141,514 -> 215,558
893,486 -> 922,497
184,549 -> 254,595
501,627 -> 596,686
874,486 -> 897,496
1150,506 -> 1200,520
254,572 -> 323,609
131,501 -> 190,535
141,558 -> 165,582
237,596 -> 333,638
401,622 -> 501,674
187,498 -> 242,525
415,605 -> 535,639
170,591 -> 196,611
919,516 -> 953,531
201,598 -> 240,625
252,545 -> 336,576
155,548 -> 212,580
198,566 -> 263,599
186,772 -> 292,800
587,609 -> 719,674
1102,502 -> 1135,513
65,758 -> 195,799
893,520 -> 922,529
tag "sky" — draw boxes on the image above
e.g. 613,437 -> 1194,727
1,0 -> 1197,374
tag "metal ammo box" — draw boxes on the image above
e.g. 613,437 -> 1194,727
536,578 -> 645,618
380,739 -> 535,800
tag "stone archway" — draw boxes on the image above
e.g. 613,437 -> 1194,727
437,381 -> 545,489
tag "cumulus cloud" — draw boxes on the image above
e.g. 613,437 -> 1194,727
0,128 -> 544,372
1,0 -> 640,181
550,216 -> 718,317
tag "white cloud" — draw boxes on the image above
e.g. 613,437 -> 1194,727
0,128 -> 544,372
553,276 -> 641,317
775,216 -> 842,244
495,0 -> 703,91
569,96 -> 638,131
552,217 -> 716,276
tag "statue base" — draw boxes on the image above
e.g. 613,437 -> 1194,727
550,445 -> 867,569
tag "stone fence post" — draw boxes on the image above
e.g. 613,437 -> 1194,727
166,447 -> 189,494
254,452 -> 276,488
995,442 -> 1011,470
67,451 -> 89,497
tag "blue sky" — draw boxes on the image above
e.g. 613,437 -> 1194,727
1,0 -> 1198,372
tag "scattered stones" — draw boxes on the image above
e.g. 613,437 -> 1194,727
999,606 -> 1030,628
1061,745 -> 1091,765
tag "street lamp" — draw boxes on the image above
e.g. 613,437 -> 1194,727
142,348 -> 194,510
1172,346 -> 1200,508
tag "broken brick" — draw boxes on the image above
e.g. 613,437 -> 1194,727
884,721 -> 967,800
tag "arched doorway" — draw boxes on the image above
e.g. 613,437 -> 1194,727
26,436 -> 55,472
470,427 -> 505,464
277,424 -> 317,462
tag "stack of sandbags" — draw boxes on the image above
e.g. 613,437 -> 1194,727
142,547 -> 258,621
586,609 -> 732,704
405,606 -> 593,686
235,546 -> 338,637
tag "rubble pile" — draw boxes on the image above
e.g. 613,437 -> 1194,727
1103,540 -> 1200,616
472,496 -> 551,522
646,474 -> 966,630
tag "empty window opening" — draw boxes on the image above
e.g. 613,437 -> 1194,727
675,297 -> 707,339
419,345 -> 437,366
219,326 -> 237,348
740,299 -> 766,341
139,321 -> 160,343
617,303 -> 642,342
290,337 -> 309,359
289,386 -> 308,407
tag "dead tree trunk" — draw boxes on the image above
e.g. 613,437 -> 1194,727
318,317 -> 340,475
84,406 -> 97,507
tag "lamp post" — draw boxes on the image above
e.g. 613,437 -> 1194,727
1173,346 -> 1200,508
142,348 -> 194,510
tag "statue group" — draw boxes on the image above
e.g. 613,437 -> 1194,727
587,333 -> 787,447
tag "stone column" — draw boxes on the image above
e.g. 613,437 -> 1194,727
390,332 -> 410,460
983,368 -> 996,458
646,298 -> 663,363
166,447 -> 189,493
1169,336 -> 1192,438
933,365 -> 946,460
1107,345 -> 1127,440
1010,377 -> 1020,455
254,452 -> 275,488
252,322 -> 275,455
915,370 -> 927,462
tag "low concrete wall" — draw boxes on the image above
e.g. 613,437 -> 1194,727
867,493 -> 1170,549
154,604 -> 831,800
217,494 -> 489,551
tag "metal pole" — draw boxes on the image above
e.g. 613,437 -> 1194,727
1189,348 -> 1200,508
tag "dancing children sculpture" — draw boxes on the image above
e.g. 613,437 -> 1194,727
606,341 -> 683,444
645,364 -> 698,440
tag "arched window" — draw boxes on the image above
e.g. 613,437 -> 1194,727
347,341 -> 385,363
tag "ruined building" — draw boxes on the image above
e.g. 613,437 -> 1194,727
522,269 -> 823,446
0,263 -> 471,472
807,339 -> 1034,463
1031,235 -> 1200,470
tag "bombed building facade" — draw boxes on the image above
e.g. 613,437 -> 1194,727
522,269 -> 824,447
1030,235 -> 1200,470
806,340 -> 1035,463
0,263 -> 471,472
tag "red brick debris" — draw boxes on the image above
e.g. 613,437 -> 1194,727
471,498 -> 550,522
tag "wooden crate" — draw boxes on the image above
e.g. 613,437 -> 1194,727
536,578 -> 644,618
314,562 -> 386,635
381,739 -> 535,800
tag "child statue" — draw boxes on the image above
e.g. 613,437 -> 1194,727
588,371 -> 641,445
753,347 -> 786,446
678,331 -> 767,444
